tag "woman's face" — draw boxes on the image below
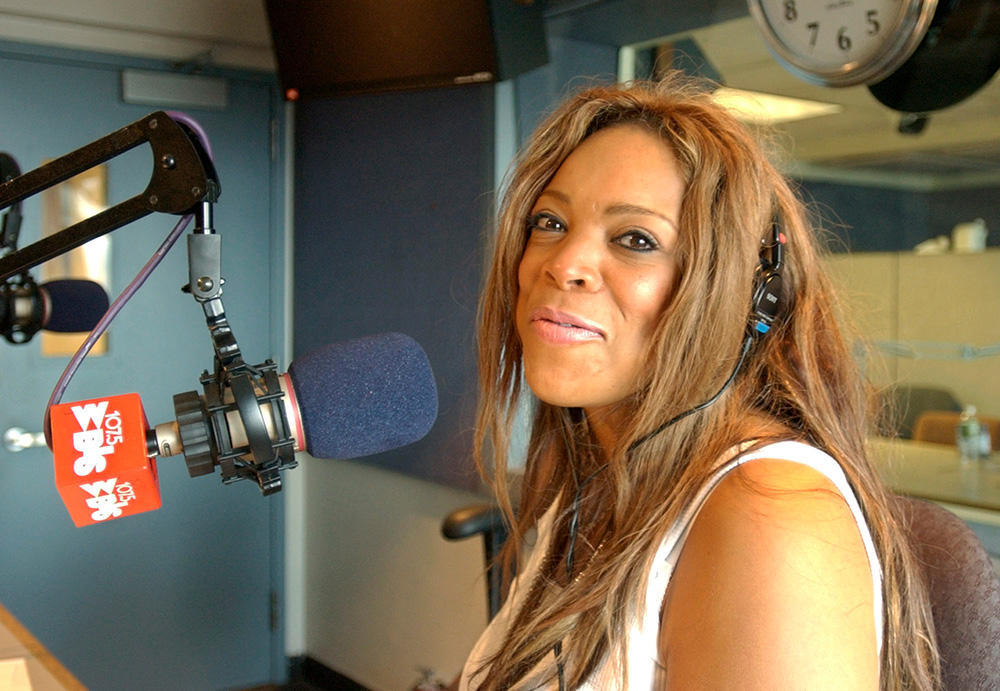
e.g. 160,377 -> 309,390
516,124 -> 684,420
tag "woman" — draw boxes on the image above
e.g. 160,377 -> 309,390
461,76 -> 939,690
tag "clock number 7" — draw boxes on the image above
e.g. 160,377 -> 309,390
867,9 -> 880,34
807,21 -> 819,46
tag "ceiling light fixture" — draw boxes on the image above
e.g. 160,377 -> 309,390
711,87 -> 843,125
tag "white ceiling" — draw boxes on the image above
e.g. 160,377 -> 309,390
0,0 -> 274,71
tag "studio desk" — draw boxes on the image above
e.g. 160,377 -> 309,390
0,604 -> 86,691
869,437 -> 1000,532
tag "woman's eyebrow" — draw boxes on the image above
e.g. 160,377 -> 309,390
535,190 -> 679,231
536,189 -> 570,204
605,203 -> 678,231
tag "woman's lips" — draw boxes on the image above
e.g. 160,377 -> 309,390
528,306 -> 605,344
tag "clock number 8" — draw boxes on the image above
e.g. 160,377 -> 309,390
784,0 -> 797,22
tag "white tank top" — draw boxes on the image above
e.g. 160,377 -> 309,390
459,441 -> 884,690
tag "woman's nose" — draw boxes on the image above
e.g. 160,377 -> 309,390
543,234 -> 603,291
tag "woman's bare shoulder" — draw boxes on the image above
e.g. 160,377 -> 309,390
657,458 -> 879,690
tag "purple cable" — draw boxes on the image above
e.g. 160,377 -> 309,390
166,111 -> 214,160
43,112 -> 214,445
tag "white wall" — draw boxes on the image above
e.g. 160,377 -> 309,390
302,455 -> 491,690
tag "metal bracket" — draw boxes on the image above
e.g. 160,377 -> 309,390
188,232 -> 222,301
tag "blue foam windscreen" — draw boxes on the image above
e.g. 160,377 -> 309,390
42,279 -> 110,333
287,332 -> 438,460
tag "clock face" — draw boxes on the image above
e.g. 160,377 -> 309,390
749,0 -> 937,86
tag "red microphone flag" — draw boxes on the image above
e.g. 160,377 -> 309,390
51,393 -> 161,526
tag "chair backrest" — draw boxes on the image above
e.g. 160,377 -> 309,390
883,386 -> 963,439
896,496 -> 1000,690
913,411 -> 1000,451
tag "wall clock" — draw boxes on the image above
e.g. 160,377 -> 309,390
747,0 -> 939,87
749,0 -> 1000,115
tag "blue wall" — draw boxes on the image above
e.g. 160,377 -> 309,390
288,34 -> 620,491
0,40 -> 287,689
293,85 -> 494,490
513,36 -> 620,142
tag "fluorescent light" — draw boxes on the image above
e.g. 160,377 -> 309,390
711,87 -> 842,125
0,658 -> 33,690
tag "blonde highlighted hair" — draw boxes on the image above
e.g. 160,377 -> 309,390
473,75 -> 938,689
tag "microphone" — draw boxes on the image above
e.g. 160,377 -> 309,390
1,151 -> 110,344
50,332 -> 438,526
1,277 -> 110,343
286,331 -> 440,459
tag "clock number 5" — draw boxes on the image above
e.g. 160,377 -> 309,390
867,9 -> 880,34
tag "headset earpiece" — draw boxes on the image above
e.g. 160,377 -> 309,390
630,220 -> 788,451
750,221 -> 786,337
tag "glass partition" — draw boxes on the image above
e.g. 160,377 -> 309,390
621,16 -> 1000,438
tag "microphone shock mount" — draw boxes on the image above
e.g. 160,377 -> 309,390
173,200 -> 298,495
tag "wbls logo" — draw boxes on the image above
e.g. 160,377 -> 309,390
51,393 -> 161,527
68,400 -> 123,476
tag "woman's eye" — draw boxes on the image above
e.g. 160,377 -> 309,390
614,230 -> 659,252
528,212 -> 566,234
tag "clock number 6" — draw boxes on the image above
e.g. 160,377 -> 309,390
838,26 -> 852,51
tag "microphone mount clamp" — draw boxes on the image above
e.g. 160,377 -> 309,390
181,203 -> 297,495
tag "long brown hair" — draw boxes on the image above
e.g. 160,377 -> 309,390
473,75 -> 938,689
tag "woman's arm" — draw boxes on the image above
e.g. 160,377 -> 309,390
658,459 -> 879,690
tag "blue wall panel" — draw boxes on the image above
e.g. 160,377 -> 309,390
0,41 -> 284,690
294,85 -> 493,490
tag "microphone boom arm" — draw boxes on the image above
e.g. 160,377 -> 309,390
0,111 -> 217,281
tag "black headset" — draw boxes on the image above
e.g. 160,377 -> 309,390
750,219 -> 786,338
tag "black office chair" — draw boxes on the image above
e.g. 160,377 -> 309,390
442,503 -> 509,620
896,496 -> 1000,690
